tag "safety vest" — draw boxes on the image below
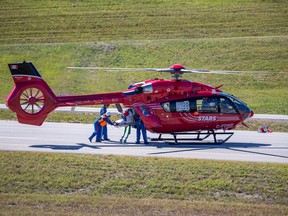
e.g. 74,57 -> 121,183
98,118 -> 107,126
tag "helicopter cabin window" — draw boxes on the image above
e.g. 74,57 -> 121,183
198,97 -> 218,113
162,102 -> 171,112
161,97 -> 238,114
176,101 -> 190,112
161,99 -> 198,113
162,100 -> 196,112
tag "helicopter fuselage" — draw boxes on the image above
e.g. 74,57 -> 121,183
6,62 -> 253,134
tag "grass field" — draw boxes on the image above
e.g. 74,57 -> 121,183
0,0 -> 288,114
1,38 -> 287,114
0,0 -> 288,215
0,152 -> 287,215
1,0 -> 287,43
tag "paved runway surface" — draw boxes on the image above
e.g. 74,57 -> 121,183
1,120 -> 287,164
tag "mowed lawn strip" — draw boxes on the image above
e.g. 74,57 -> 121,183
1,152 -> 287,202
1,194 -> 287,216
1,151 -> 287,215
0,0 -> 287,44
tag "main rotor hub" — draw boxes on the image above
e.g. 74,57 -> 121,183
170,64 -> 185,70
170,64 -> 185,80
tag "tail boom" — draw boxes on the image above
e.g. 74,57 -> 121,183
56,92 -> 124,107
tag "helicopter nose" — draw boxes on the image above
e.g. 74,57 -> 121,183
241,110 -> 254,121
249,110 -> 254,118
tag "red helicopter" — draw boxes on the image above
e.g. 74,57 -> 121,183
6,61 -> 254,144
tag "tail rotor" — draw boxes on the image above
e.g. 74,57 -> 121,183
19,87 -> 46,114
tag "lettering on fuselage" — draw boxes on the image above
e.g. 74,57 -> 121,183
216,123 -> 234,130
198,116 -> 217,121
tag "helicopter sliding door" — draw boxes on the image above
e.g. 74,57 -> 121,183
160,95 -> 241,132
161,97 -> 219,131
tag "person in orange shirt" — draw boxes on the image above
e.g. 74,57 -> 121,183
89,112 -> 114,142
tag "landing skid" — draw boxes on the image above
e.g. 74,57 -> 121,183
151,130 -> 234,145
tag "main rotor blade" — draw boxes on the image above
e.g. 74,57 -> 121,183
67,66 -> 269,75
68,66 -> 181,73
181,69 -> 268,74
146,68 -> 175,72
67,66 -> 146,72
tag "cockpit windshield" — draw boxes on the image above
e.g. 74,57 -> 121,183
219,93 -> 251,115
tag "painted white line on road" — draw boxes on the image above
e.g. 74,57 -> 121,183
0,137 -> 38,140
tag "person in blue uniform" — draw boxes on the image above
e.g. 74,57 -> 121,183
89,111 -> 114,142
135,114 -> 148,144
100,104 -> 110,140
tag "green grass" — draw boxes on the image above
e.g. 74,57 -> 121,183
0,38 -> 287,114
1,194 -> 287,216
1,0 -> 287,44
1,152 -> 287,201
0,0 -> 288,115
0,152 -> 287,215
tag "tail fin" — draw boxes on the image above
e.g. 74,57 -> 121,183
6,61 -> 58,126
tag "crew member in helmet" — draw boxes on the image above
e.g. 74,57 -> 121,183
100,104 -> 110,140
89,111 -> 114,142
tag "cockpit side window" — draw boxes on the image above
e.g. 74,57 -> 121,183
219,97 -> 237,114
198,97 -> 218,113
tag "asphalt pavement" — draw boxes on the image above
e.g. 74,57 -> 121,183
1,120 -> 287,164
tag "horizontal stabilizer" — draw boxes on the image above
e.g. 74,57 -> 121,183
9,61 -> 42,77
